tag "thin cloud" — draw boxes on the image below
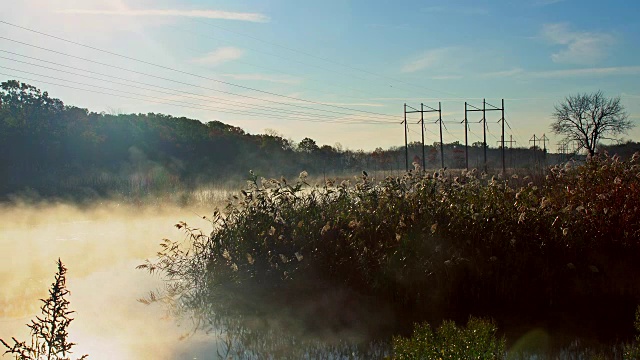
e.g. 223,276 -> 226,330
474,65 -> 640,79
431,75 -> 463,80
533,0 -> 567,6
401,47 -> 460,73
322,102 -> 385,107
192,47 -> 245,66
530,66 -> 640,78
422,6 -> 489,15
478,68 -> 525,78
221,73 -> 302,85
58,8 -> 269,22
541,23 -> 614,65
417,64 -> 640,80
371,97 -> 479,103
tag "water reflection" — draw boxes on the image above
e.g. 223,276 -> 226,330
0,201 -> 213,359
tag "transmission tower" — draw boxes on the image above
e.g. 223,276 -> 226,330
530,134 -> 539,166
404,102 -> 442,171
465,99 -> 505,172
497,134 -> 516,169
402,103 -> 408,171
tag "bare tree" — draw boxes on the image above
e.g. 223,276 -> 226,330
551,91 -> 633,157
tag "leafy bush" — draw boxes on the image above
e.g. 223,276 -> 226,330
392,317 -> 505,360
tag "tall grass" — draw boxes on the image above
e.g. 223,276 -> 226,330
140,153 -> 640,357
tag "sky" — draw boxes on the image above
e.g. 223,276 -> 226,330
1,0 -> 639,151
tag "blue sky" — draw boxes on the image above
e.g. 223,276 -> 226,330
1,0 -> 639,151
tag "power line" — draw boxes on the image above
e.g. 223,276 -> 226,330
0,20 -> 398,119
0,55 -> 322,120
162,21 -> 407,101
191,18 -> 463,99
443,124 -> 456,138
0,70 -> 393,126
408,127 -> 421,136
0,37 -> 396,122
0,68 -> 341,124
0,53 -> 390,123
504,111 -> 527,148
1,65 -> 384,123
0,50 -> 371,121
468,128 -> 482,140
424,123 -> 437,136
486,125 -> 500,142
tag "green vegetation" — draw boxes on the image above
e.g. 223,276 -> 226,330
392,317 -> 505,360
139,152 -> 640,357
624,306 -> 640,359
1,259 -> 87,360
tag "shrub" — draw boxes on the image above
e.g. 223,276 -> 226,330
141,154 -> 640,354
1,259 -> 87,360
392,317 -> 505,360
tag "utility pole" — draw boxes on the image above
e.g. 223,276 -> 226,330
403,103 -> 408,172
404,104 -> 420,171
406,102 -> 442,171
557,143 -> 563,163
483,99 -> 487,172
437,102 -> 444,169
501,99 -> 505,173
422,102 -> 444,169
465,102 -> 483,170
541,134 -> 549,153
465,99 -> 505,172
497,135 -> 516,169
540,134 -> 549,166
557,142 -> 568,162
463,102 -> 469,170
530,134 -> 539,166
421,103 -> 425,170
507,135 -> 516,169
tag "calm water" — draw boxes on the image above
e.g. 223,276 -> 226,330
0,201 -> 221,359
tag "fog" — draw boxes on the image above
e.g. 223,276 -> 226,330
0,200 -> 221,359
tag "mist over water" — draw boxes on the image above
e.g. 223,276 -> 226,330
0,200 -> 219,359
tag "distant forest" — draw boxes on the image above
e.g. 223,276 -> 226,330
0,80 -> 634,198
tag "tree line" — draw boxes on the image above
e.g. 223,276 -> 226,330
0,80 -> 356,197
0,80 -> 634,199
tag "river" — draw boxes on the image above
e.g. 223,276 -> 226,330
0,200 -> 221,359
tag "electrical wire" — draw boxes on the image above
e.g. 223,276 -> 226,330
0,20 -> 398,119
0,37 -> 397,121
191,18 -> 463,99
0,54 -> 392,123
504,111 -> 527,148
162,21 -> 404,101
1,65 -> 381,123
0,70 -> 394,126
